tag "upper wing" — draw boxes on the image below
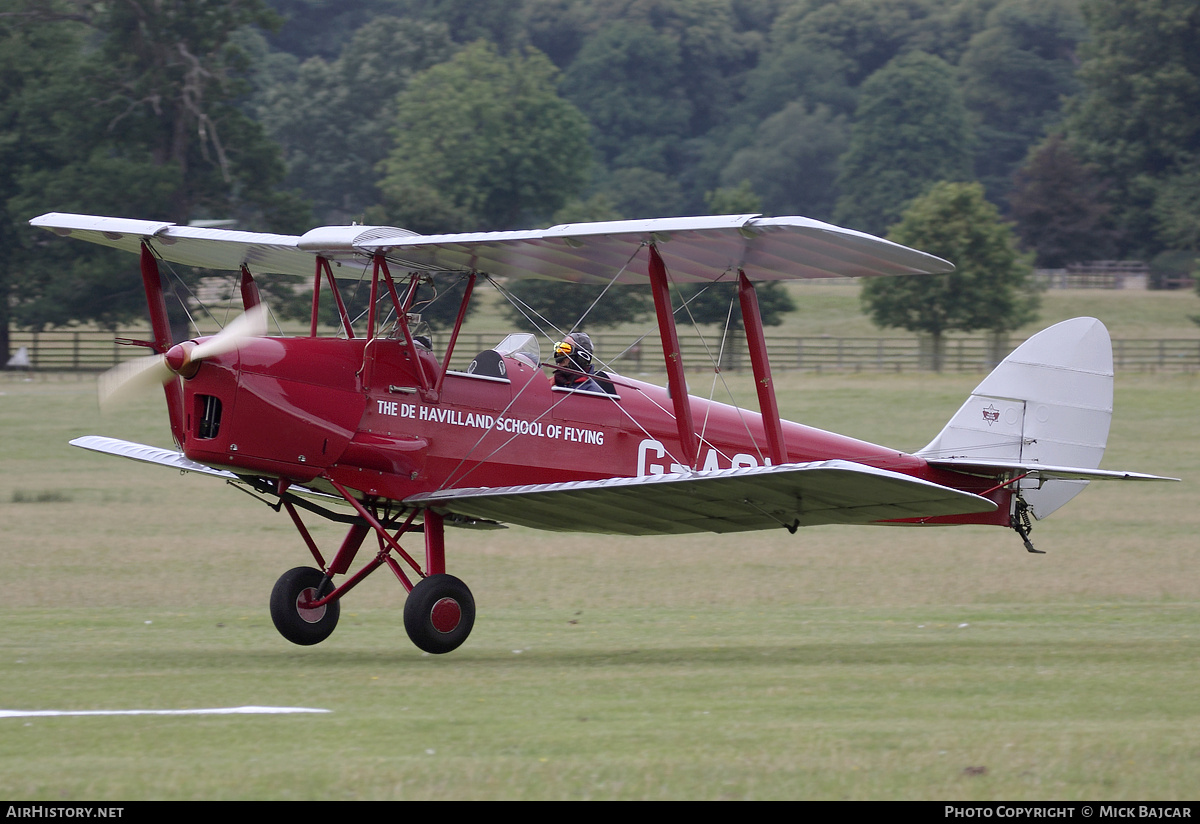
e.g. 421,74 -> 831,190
31,214 -> 323,277
30,212 -> 952,284
404,460 -> 996,536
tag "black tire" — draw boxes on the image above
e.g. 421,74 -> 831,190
270,567 -> 339,646
403,574 -> 475,654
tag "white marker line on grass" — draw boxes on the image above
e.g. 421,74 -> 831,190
0,706 -> 331,718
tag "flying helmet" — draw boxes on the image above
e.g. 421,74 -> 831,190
553,332 -> 594,372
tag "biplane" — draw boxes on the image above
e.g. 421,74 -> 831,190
29,212 -> 1175,654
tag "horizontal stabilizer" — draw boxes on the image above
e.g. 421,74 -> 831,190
926,458 -> 1178,483
405,460 -> 996,536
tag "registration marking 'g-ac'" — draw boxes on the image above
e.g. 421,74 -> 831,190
637,438 -> 768,477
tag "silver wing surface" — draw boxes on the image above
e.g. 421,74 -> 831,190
70,435 -> 238,479
924,458 -> 1178,482
30,212 -> 953,284
68,436 -> 349,505
404,460 -> 996,535
69,436 -> 509,530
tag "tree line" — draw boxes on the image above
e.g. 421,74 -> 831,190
2,0 -> 1197,362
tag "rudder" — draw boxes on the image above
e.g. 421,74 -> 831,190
917,318 -> 1114,519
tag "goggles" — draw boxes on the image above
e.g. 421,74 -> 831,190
554,339 -> 591,365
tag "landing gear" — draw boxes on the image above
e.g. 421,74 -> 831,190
270,566 -> 340,645
260,483 -> 476,652
404,574 -> 476,654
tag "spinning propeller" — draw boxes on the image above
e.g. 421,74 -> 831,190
99,304 -> 268,409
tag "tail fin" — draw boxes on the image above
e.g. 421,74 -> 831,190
917,317 -> 1113,519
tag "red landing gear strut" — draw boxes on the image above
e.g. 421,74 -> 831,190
266,479 -> 475,654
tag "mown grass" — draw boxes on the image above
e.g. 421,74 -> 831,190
0,355 -> 1196,799
1,603 -> 1196,800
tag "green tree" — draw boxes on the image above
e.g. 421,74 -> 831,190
833,51 -> 973,235
736,19 -> 854,121
611,0 -> 758,140
525,0 -> 595,68
1067,0 -> 1200,255
0,2 -> 99,359
861,181 -> 1039,370
575,0 -> 765,211
766,0 -> 965,89
2,0 -> 306,348
1008,132 -> 1116,267
257,0 -> 412,60
535,0 -> 759,140
671,276 -> 795,333
85,0 -> 292,225
719,101 -> 847,220
409,0 -> 528,50
375,41 -> 592,232
252,16 -> 454,224
560,20 -> 691,174
593,167 -> 685,220
1153,159 -> 1200,252
958,0 -> 1085,202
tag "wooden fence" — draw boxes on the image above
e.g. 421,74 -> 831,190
7,329 -> 1199,373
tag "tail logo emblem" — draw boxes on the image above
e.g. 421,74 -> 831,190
982,404 -> 1000,426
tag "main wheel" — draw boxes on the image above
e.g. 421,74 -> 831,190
403,574 -> 475,654
270,567 -> 339,646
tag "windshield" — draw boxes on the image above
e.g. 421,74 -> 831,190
381,315 -> 433,348
493,333 -> 541,368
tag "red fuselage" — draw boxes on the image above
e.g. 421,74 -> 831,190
176,336 -> 1011,525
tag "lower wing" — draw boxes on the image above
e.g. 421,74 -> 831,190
70,435 -> 237,479
404,460 -> 997,535
71,438 -> 1007,536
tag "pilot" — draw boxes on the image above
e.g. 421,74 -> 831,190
553,333 -> 603,393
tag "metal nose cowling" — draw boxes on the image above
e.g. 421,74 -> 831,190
97,304 -> 268,410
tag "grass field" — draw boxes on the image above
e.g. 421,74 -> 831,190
0,355 -> 1196,798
